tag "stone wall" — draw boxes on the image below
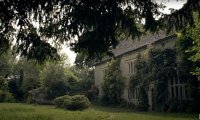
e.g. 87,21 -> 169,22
94,33 -> 176,104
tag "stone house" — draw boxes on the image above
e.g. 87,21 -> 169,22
94,31 -> 189,110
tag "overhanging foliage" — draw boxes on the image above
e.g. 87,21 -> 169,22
0,0 -> 200,61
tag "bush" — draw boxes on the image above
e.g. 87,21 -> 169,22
46,80 -> 69,99
87,84 -> 99,101
53,95 -> 71,108
27,94 -> 33,103
0,90 -> 6,102
0,90 -> 15,102
28,87 -> 51,105
4,92 -> 15,102
53,95 -> 91,110
166,99 -> 189,112
136,87 -> 149,111
0,76 -> 8,90
63,95 -> 91,110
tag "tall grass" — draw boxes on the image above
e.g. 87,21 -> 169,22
0,103 -> 198,120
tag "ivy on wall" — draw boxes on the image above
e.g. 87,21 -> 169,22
101,59 -> 125,105
129,49 -> 177,111
149,49 -> 177,111
129,55 -> 149,111
101,44 -> 199,112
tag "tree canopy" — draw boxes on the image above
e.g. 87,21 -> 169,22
0,0 -> 200,61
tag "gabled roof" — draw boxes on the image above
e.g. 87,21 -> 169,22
95,31 -> 176,65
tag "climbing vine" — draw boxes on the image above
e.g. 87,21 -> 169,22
149,49 -> 177,111
129,49 -> 177,111
129,55 -> 149,111
101,59 -> 125,105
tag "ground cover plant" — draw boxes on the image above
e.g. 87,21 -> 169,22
0,103 -> 198,120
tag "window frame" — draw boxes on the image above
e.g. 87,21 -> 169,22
169,77 -> 189,100
127,58 -> 136,75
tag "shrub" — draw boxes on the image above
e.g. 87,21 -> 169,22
136,87 -> 149,111
46,80 -> 69,99
0,76 -> 8,90
0,90 -> 6,102
53,95 -> 71,108
4,92 -> 15,102
41,63 -> 78,99
63,95 -> 91,110
27,94 -> 33,103
166,99 -> 189,112
28,87 -> 51,105
8,79 -> 24,101
0,90 -> 15,102
87,84 -> 99,101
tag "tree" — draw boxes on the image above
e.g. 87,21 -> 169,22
0,50 -> 14,78
40,62 -> 79,99
7,58 -> 41,100
0,0 -> 200,61
74,52 -> 95,92
188,13 -> 200,80
70,66 -> 95,94
41,62 -> 69,98
176,13 -> 200,112
75,52 -> 94,68
0,76 -> 8,91
0,76 -> 15,102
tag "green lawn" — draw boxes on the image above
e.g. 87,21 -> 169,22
0,103 -> 198,120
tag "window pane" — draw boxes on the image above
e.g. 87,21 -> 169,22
135,88 -> 137,99
185,86 -> 190,99
171,78 -> 173,85
180,86 -> 182,99
131,61 -> 133,73
134,62 -> 136,72
175,78 -> 178,84
175,86 -> 179,98
179,78 -> 183,84
132,89 -> 134,99
171,87 -> 174,98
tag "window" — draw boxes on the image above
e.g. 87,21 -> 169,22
185,86 -> 191,99
128,87 -> 139,100
128,88 -> 134,99
169,77 -> 188,100
127,60 -> 136,74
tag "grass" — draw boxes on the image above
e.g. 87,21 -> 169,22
0,103 -> 198,120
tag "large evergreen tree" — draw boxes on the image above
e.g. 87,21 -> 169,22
0,0 -> 200,61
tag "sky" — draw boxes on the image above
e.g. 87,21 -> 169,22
61,46 -> 76,65
63,0 -> 186,65
160,0 -> 186,13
